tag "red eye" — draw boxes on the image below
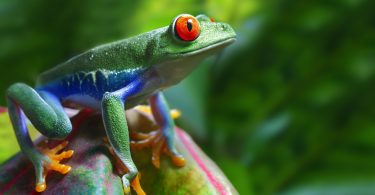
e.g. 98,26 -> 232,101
174,15 -> 200,41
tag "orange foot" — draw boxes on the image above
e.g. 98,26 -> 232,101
131,130 -> 185,168
132,105 -> 185,168
103,138 -> 146,195
134,105 -> 181,119
35,141 -> 74,192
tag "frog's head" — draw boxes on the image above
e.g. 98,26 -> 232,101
148,14 -> 236,86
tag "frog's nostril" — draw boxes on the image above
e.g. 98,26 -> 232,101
219,24 -> 227,31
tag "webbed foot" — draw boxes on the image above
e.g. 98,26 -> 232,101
131,130 -> 185,168
34,141 -> 74,192
134,105 -> 181,119
131,105 -> 185,168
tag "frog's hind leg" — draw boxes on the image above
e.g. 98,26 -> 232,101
6,83 -> 73,192
131,92 -> 185,168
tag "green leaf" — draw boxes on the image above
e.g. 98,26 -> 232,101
0,111 -> 39,163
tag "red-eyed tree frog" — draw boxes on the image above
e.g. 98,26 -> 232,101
6,14 -> 236,194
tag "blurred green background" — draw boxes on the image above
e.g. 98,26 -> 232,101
0,0 -> 375,194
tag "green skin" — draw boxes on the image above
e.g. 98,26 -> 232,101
6,14 -> 235,193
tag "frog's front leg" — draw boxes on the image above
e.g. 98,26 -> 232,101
6,83 -> 73,192
101,79 -> 145,195
131,92 -> 185,168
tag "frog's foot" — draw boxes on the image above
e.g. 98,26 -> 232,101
34,141 -> 74,192
132,105 -> 185,168
120,173 -> 145,195
103,138 -> 146,195
134,105 -> 181,119
131,130 -> 185,168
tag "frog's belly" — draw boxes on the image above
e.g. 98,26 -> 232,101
37,68 -> 145,99
63,91 -> 155,111
39,68 -> 166,111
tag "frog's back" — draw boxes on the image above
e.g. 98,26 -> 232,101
35,33 -> 159,102
36,36 -> 151,87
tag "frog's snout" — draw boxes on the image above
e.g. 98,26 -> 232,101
216,22 -> 236,39
219,23 -> 229,30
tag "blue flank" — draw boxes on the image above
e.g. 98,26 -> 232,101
37,68 -> 145,100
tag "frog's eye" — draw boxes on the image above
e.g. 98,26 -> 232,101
173,15 -> 200,41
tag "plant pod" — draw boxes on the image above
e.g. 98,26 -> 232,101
0,108 -> 238,195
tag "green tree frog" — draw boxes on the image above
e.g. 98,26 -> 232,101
6,14 -> 236,194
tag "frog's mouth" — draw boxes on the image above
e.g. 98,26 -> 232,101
179,37 -> 236,57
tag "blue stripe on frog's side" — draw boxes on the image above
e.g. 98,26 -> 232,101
37,67 -> 145,101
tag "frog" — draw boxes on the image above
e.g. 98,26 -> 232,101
6,14 -> 236,194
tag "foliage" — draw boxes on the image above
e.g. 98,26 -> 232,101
206,1 -> 375,194
0,0 -> 374,194
0,112 -> 38,163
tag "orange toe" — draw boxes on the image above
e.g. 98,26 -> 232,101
35,182 -> 46,192
171,155 -> 186,167
131,130 -> 185,169
131,174 -> 146,195
36,140 -> 74,192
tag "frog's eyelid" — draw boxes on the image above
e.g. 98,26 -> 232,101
196,14 -> 211,22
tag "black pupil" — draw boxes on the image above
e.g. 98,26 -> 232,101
187,19 -> 193,31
